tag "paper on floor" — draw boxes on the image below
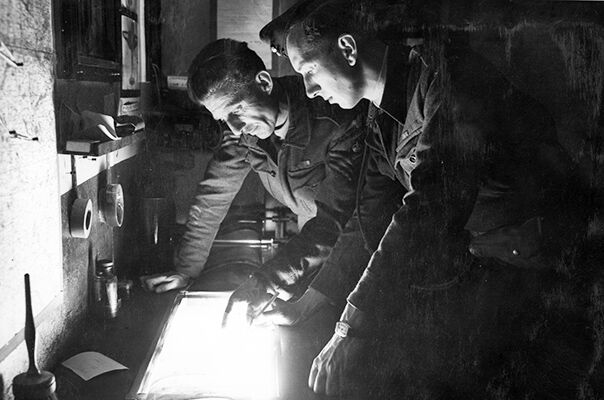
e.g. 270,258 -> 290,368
62,351 -> 128,381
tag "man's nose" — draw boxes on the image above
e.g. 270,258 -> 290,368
303,77 -> 320,99
226,115 -> 245,136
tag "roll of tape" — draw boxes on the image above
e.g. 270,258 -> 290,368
103,184 -> 124,227
70,198 -> 93,239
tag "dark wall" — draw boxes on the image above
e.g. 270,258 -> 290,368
60,154 -> 146,344
467,25 -> 602,183
160,0 -> 215,76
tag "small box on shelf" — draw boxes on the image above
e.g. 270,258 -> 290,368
63,130 -> 145,156
65,139 -> 102,154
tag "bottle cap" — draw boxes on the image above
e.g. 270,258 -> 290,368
97,259 -> 114,274
97,259 -> 114,267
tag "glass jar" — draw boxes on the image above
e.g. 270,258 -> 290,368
93,259 -> 119,318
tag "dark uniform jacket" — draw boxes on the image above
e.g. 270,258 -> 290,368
311,45 -> 580,308
346,45 -> 580,309
174,76 -> 365,299
313,45 -> 588,398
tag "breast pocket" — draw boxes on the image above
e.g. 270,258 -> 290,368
245,150 -> 275,175
283,146 -> 324,193
395,122 -> 423,177
287,157 -> 324,219
288,161 -> 325,192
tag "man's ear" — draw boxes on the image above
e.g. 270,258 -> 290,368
255,71 -> 274,94
337,34 -> 358,67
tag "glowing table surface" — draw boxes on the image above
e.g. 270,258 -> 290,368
130,291 -> 280,400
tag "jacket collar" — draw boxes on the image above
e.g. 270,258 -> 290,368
274,76 -> 312,148
244,76 -> 330,150
377,46 -> 412,127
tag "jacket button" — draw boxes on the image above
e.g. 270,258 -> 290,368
302,160 -> 311,166
402,130 -> 409,139
269,171 -> 276,177
352,141 -> 362,153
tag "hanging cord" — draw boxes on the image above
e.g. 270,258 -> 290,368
355,136 -> 371,251
151,63 -> 163,108
354,102 -> 383,252
70,155 -> 78,196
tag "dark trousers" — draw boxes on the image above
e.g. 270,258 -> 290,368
364,258 -> 596,400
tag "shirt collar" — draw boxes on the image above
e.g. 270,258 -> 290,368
276,76 -> 311,148
273,98 -> 290,139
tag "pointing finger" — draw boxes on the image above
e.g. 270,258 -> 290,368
312,361 -> 328,394
308,357 -> 320,390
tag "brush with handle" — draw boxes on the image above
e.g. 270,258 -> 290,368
12,274 -> 59,400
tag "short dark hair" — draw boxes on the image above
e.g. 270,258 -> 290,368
285,1 -> 420,58
259,0 -> 326,57
287,1 -> 361,58
187,39 -> 266,105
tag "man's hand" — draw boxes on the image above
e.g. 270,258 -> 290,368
254,298 -> 302,326
140,271 -> 191,293
308,333 -> 365,395
255,287 -> 330,326
309,301 -> 369,395
222,274 -> 273,327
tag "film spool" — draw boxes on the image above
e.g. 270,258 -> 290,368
70,198 -> 93,238
103,184 -> 124,227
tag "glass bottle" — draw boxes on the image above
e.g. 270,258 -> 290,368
93,259 -> 119,318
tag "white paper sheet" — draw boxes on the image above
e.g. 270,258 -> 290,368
62,351 -> 128,381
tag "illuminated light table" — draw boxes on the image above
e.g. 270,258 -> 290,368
54,287 -> 343,400
128,291 -> 280,400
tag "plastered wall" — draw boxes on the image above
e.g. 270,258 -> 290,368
0,1 -> 148,399
0,0 -> 64,397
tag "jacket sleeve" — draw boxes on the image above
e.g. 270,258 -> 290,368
173,133 -> 252,278
347,68 -> 491,313
261,112 -> 367,297
309,150 -> 406,307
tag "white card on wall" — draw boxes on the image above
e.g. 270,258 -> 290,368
121,15 -> 139,91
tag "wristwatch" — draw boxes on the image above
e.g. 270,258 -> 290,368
335,321 -> 358,338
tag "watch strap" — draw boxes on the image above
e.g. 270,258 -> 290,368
335,321 -> 367,338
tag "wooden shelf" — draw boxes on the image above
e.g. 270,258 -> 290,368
63,130 -> 146,156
